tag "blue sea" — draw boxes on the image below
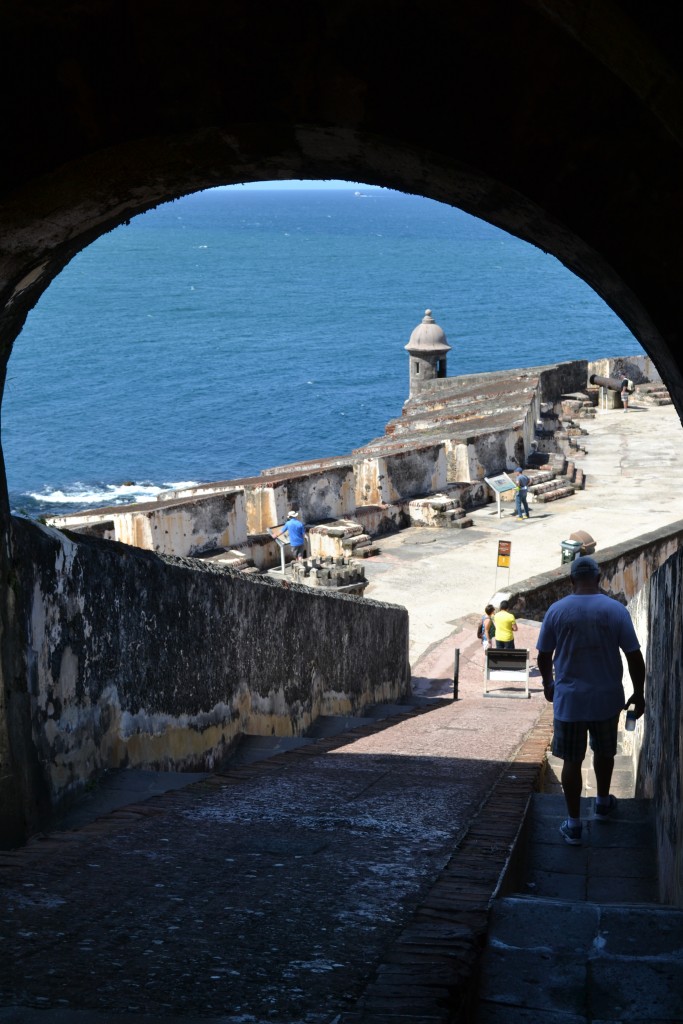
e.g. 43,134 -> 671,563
2,184 -> 644,519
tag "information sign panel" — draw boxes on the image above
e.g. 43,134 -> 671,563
497,540 -> 511,568
484,473 -> 516,494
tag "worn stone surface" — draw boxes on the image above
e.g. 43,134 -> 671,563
0,620 -> 550,1023
4,0 -> 683,912
10,516 -> 409,813
640,546 -> 683,905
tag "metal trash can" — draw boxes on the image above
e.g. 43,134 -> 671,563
560,539 -> 583,565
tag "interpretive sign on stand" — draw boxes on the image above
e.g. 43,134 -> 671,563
484,473 -> 517,519
267,526 -> 288,574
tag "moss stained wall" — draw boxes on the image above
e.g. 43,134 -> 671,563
11,517 -> 409,818
639,548 -> 683,905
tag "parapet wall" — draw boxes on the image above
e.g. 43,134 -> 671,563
50,362 -> 586,560
638,544 -> 683,906
510,521 -> 683,620
12,516 -> 410,816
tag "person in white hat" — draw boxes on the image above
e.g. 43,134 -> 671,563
273,511 -> 307,562
536,556 -> 646,846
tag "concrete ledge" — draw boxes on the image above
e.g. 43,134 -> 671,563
510,519 -> 683,620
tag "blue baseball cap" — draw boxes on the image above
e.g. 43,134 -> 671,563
570,556 -> 600,578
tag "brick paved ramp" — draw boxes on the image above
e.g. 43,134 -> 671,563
0,624 -> 551,1023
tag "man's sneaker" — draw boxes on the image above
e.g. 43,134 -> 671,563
516,516 -> 524,521
594,795 -> 618,821
559,820 -> 582,845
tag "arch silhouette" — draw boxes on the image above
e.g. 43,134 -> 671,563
1,2 -> 683,859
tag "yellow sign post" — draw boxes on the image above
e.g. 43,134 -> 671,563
495,539 -> 512,590
497,540 -> 511,568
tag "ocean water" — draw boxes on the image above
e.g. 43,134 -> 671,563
2,185 -> 644,519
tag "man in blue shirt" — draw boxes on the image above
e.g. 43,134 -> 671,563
274,511 -> 307,562
537,556 -> 646,845
514,467 -> 531,520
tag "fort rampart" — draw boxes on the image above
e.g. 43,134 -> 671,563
48,360 -> 592,562
10,350 -> 681,897
12,516 -> 410,820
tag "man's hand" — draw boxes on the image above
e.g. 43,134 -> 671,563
624,650 -> 646,719
624,693 -> 645,719
537,651 -> 554,702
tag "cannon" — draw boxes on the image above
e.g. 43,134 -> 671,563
589,373 -> 634,393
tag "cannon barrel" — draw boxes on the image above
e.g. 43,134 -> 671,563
589,373 -> 632,392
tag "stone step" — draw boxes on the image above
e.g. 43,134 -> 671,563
341,533 -> 371,549
640,394 -> 673,406
529,478 -> 571,495
534,484 -> 576,503
525,469 -> 555,484
352,544 -> 381,558
476,792 -> 683,1022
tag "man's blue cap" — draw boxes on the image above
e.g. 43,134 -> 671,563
514,466 -> 523,472
571,555 -> 600,577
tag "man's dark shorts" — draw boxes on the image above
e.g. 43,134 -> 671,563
552,715 -> 620,761
291,544 -> 305,559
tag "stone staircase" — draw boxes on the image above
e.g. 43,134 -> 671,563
476,739 -> 683,1023
525,459 -> 585,506
560,391 -> 598,420
634,381 -> 674,407
528,398 -> 590,504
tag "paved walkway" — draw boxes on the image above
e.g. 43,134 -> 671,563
1,623 -> 550,1024
363,402 -> 683,662
1,402 -> 683,1023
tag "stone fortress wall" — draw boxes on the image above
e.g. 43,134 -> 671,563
12,515 -> 410,818
28,335 -> 669,831
48,352 -> 662,570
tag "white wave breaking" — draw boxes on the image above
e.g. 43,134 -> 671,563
28,481 -> 200,506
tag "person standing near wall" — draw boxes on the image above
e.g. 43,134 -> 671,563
479,604 -> 496,650
273,510 -> 307,562
514,467 -> 531,520
493,600 -> 517,649
536,556 -> 646,846
620,381 -> 630,412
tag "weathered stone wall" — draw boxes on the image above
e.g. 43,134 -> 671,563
379,446 -> 447,502
509,522 -> 683,621
284,467 -> 356,522
11,517 -> 410,819
537,362 -> 590,403
638,547 -> 683,905
588,356 -> 662,387
47,361 -> 608,563
115,490 -> 248,556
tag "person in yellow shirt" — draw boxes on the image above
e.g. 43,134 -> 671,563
493,600 -> 518,649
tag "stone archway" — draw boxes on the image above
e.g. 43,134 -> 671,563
2,1 -> 683,848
